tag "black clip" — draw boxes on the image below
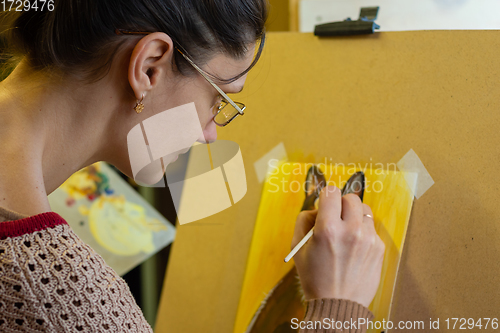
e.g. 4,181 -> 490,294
314,6 -> 380,37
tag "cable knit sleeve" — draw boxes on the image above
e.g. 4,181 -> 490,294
0,210 -> 153,332
299,299 -> 374,333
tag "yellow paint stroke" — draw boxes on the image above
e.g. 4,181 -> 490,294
60,164 -> 101,200
234,162 -> 414,333
88,195 -> 167,256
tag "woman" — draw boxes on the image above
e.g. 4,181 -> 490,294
0,0 -> 385,331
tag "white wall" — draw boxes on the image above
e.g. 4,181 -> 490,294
300,0 -> 500,32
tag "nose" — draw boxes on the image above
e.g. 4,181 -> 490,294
198,121 -> 218,143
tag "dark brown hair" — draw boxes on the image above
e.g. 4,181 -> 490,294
0,0 -> 268,84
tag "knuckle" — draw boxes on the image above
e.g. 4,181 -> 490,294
362,203 -> 373,214
296,210 -> 315,225
296,210 -> 309,221
321,185 -> 341,199
325,185 -> 341,193
346,225 -> 363,245
317,222 -> 336,242
344,193 -> 362,205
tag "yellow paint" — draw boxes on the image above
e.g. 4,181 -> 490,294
60,164 -> 100,199
234,162 -> 414,333
89,195 -> 167,256
59,162 -> 167,256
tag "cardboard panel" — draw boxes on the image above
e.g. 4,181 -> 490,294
156,31 -> 500,333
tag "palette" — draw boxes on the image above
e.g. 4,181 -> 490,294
48,162 -> 175,276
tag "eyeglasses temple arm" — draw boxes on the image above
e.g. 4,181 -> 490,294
115,29 -> 244,115
177,51 -> 244,115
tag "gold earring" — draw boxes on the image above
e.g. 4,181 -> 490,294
134,94 -> 145,114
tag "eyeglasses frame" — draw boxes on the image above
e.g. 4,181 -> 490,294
114,28 -> 246,127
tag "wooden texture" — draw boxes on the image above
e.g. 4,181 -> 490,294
289,0 -> 300,31
266,0 -> 290,31
155,31 -> 500,333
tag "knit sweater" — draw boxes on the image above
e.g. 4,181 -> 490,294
0,206 -> 374,332
0,206 -> 153,332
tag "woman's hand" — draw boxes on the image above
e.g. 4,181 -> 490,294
291,185 -> 385,308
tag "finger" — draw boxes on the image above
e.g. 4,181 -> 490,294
291,209 -> 318,249
315,185 -> 342,232
361,204 -> 377,234
340,193 -> 363,223
362,204 -> 374,222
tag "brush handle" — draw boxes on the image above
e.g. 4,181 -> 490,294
284,227 -> 314,263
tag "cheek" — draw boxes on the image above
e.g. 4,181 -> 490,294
168,79 -> 217,137
194,97 -> 217,126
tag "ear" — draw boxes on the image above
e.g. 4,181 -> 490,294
128,32 -> 175,100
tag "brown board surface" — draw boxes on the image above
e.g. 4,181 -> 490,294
155,31 -> 500,333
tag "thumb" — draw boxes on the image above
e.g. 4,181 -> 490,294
292,209 -> 318,249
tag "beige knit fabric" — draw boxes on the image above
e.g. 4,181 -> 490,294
0,206 -> 153,332
300,299 -> 374,333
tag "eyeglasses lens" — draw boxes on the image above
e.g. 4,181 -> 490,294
213,101 -> 245,126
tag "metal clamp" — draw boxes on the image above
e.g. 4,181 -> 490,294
314,6 -> 380,37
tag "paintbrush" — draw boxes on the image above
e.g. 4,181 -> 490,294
284,166 -> 365,263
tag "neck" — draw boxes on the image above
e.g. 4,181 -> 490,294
0,58 -> 133,216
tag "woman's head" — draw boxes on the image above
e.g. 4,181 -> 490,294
2,0 -> 268,83
0,0 -> 268,183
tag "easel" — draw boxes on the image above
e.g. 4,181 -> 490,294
156,31 -> 500,332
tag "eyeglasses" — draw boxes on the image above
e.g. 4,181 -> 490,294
115,28 -> 246,127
